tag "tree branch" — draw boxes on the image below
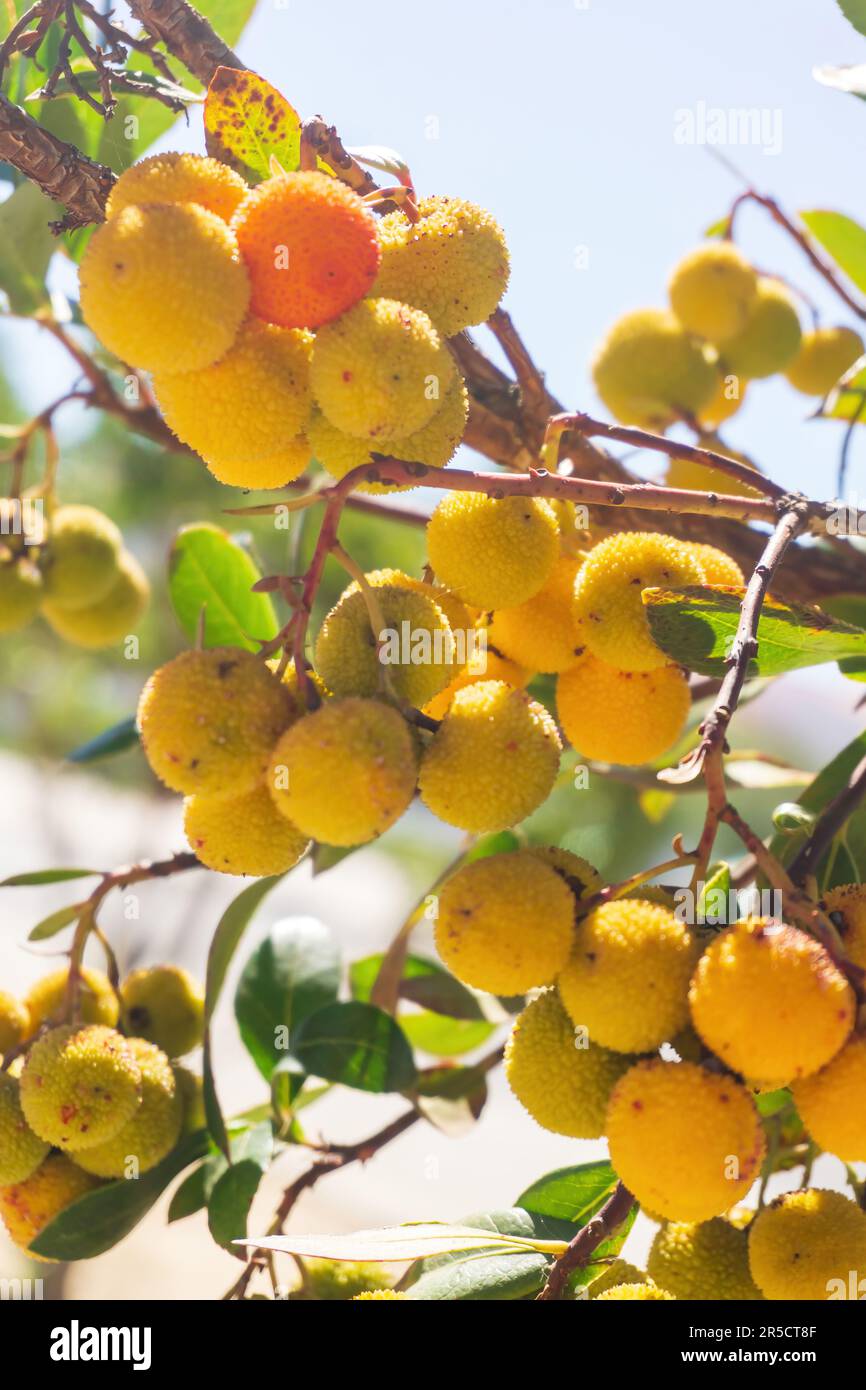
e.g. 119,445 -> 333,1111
126,0 -> 241,84
536,1181 -> 635,1301
787,751 -> 866,886
0,91 -> 115,230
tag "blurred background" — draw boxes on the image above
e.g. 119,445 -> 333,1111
1,0 -> 865,1297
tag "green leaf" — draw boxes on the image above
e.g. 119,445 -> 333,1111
404,1209 -> 575,1302
1,868 -> 98,886
28,902 -> 84,942
31,1133 -> 207,1260
207,1121 -> 273,1252
203,875 -> 285,1157
800,210 -> 866,295
245,1220 -> 549,1264
292,1001 -> 417,1093
769,730 -> 866,887
167,1161 -> 210,1223
168,523 -> 278,652
517,1162 -> 637,1290
462,831 -> 522,863
413,1062 -> 489,1134
234,916 -> 340,1080
204,66 -> 301,183
756,1088 -> 792,1118
350,953 -> 486,1021
0,183 -> 56,313
401,1013 -> 495,1057
837,0 -> 866,38
645,586 -> 866,678
697,862 -> 731,919
67,716 -> 139,764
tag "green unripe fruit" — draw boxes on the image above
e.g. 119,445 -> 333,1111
0,554 -> 43,633
73,1039 -> 183,1177
0,1072 -> 50,1184
592,308 -> 716,429
719,278 -> 802,379
24,965 -> 118,1038
20,1024 -> 142,1152
42,549 -> 149,649
648,1218 -> 763,1300
784,326 -> 864,396
41,505 -> 122,609
0,989 -> 29,1052
120,966 -> 205,1058
668,242 -> 758,342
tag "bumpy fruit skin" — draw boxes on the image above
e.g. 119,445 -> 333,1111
314,575 -> 455,706
40,504 -> 121,609
233,171 -> 381,329
719,278 -> 802,379
79,203 -> 249,374
588,1260 -> 652,1298
311,298 -> 454,441
419,680 -> 561,833
748,1189 -> 866,1301
822,883 -> 866,969
423,647 -> 529,720
668,243 -> 758,342
374,195 -> 509,337
487,555 -> 585,674
435,854 -> 574,994
351,1290 -> 406,1300
20,1025 -> 142,1152
607,1060 -> 766,1222
153,320 -> 313,487
785,326 -> 863,396
592,308 -> 716,429
528,846 -> 602,900
268,697 -> 417,847
688,917 -> 856,1085
301,1259 -> 395,1301
647,1219 -> 762,1300
572,531 -> 705,672
73,1039 -> 182,1178
24,965 -> 118,1037
0,990 -> 28,1052
427,492 -> 560,610
106,152 -> 248,222
0,1073 -> 50,1184
596,1283 -> 675,1301
120,967 -> 205,1058
137,647 -> 295,798
792,1034 -> 866,1162
0,1154 -> 102,1260
685,542 -> 744,586
696,371 -> 747,428
558,898 -> 698,1053
42,549 -> 149,649
505,989 -> 632,1137
557,653 -> 690,765
185,785 -> 309,878
0,555 -> 42,633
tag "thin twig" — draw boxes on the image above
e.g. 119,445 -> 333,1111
536,1181 -> 635,1301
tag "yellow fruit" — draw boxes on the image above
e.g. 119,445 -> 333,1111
0,1073 -> 50,1184
0,990 -> 28,1052
572,530 -> 705,672
785,326 -> 864,396
20,1025 -> 142,1152
607,1060 -> 766,1222
137,647 -> 295,798
0,1154 -> 102,1260
791,1033 -> 866,1161
120,966 -> 204,1058
374,195 -> 509,337
688,918 -> 856,1085
719,278 -> 802,379
696,371 -> 748,428
647,1219 -> 762,1300
301,1259 -> 396,1301
557,898 -> 698,1053
423,646 -> 529,720
435,854 -> 575,994
592,308 -> 716,429
42,548 -> 149,649
527,846 -> 603,900
505,988 -> 632,1137
556,653 -> 690,765
106,152 -> 249,222
427,492 -> 560,610
351,1290 -> 407,1300
665,445 -> 764,499
668,242 -> 758,342
0,554 -> 42,633
595,1283 -> 675,1301
40,504 -> 121,609
314,574 -> 456,706
748,1189 -> 866,1301
73,1039 -> 182,1178
822,884 -> 866,969
268,696 -> 417,846
587,1260 -> 652,1298
685,542 -> 744,586
153,319 -> 313,487
79,203 -> 249,374
174,1065 -> 205,1134
310,297 -> 454,441
486,555 -> 585,673
24,966 -> 118,1038
185,784 -> 309,878
419,680 -> 561,833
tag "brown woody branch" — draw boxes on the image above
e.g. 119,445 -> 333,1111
126,0 -> 241,85
0,92 -> 114,230
537,1180 -> 635,1301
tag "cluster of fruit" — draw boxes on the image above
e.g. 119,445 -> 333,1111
592,240 -> 864,494
79,152 -> 509,490
0,962 -> 204,1259
0,501 -> 148,647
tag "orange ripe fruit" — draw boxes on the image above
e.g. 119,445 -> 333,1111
233,170 -> 381,329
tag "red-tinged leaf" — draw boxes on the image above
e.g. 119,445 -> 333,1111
204,66 -> 301,185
